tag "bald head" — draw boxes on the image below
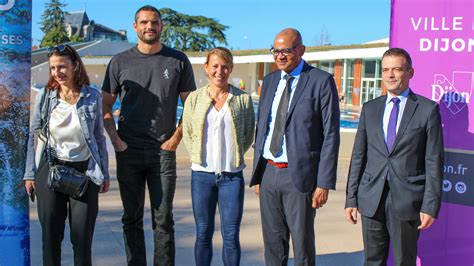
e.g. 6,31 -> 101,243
272,28 -> 305,73
274,28 -> 303,45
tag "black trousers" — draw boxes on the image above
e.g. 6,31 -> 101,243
36,158 -> 99,266
259,163 -> 316,266
115,147 -> 177,266
361,184 -> 421,266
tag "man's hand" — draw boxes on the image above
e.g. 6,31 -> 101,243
161,122 -> 183,151
253,184 -> 260,196
160,135 -> 180,151
418,212 -> 436,230
100,180 -> 110,193
102,91 -> 127,153
345,207 -> 358,224
112,137 -> 128,152
312,187 -> 329,209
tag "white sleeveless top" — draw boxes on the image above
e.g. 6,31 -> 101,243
49,99 -> 90,162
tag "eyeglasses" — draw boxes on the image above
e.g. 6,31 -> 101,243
269,44 -> 301,56
47,44 -> 74,57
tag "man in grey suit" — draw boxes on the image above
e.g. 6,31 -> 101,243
250,28 -> 340,265
345,48 -> 444,265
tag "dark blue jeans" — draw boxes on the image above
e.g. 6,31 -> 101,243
191,170 -> 245,266
116,147 -> 177,266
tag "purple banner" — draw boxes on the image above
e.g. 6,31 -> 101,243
390,0 -> 474,265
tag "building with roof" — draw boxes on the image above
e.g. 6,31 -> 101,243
31,39 -> 389,108
31,40 -> 135,88
65,11 -> 127,42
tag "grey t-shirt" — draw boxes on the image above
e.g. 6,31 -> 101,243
102,45 -> 196,148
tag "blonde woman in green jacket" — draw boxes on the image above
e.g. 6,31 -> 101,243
182,47 -> 255,266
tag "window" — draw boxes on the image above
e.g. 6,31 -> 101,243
363,60 -> 376,78
344,59 -> 354,105
361,59 -> 382,103
319,61 -> 334,74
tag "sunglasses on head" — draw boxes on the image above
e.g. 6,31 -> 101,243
47,44 -> 74,57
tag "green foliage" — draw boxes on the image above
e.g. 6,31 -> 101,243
159,8 -> 228,52
69,35 -> 84,42
40,27 -> 70,48
39,0 -> 70,47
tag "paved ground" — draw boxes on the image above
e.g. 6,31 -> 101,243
29,132 -> 364,265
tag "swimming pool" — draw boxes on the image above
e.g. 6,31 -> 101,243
113,99 -> 360,129
340,110 -> 359,129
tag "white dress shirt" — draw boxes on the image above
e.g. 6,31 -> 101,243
262,60 -> 305,162
383,88 -> 410,143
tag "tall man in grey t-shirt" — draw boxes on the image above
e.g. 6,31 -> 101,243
102,5 -> 196,266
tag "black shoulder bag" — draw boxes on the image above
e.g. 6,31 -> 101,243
45,93 -> 89,199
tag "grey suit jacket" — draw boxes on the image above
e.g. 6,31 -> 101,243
250,62 -> 340,193
345,91 -> 444,221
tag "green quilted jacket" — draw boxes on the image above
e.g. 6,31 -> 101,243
182,84 -> 255,168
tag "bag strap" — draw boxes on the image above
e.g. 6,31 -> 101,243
39,88 -> 51,132
40,89 -> 55,165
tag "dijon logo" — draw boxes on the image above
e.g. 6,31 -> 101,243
0,0 -> 15,11
431,71 -> 473,115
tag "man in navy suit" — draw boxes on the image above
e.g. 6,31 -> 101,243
345,48 -> 444,265
250,28 -> 340,265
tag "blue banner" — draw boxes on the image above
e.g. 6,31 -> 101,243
0,0 -> 32,265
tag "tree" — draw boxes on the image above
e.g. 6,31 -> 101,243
69,35 -> 84,43
159,8 -> 228,52
39,0 -> 70,47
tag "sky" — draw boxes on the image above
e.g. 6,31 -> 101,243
32,0 -> 391,50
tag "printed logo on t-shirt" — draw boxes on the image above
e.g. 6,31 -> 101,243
163,69 -> 169,79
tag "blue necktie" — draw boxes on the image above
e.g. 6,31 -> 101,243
386,97 -> 400,152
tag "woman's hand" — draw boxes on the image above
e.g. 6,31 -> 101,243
24,180 -> 36,195
100,180 -> 110,193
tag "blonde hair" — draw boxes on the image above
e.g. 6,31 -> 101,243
205,47 -> 233,69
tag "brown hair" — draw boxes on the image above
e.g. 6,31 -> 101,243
46,44 -> 90,91
205,47 -> 234,69
382,48 -> 413,69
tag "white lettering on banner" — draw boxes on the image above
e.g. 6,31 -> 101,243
420,38 -> 474,52
0,35 -> 23,45
0,0 -> 15,11
410,17 -> 463,31
431,72 -> 473,114
444,163 -> 468,175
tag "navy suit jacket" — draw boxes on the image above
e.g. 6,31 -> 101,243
250,62 -> 340,193
345,91 -> 444,220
